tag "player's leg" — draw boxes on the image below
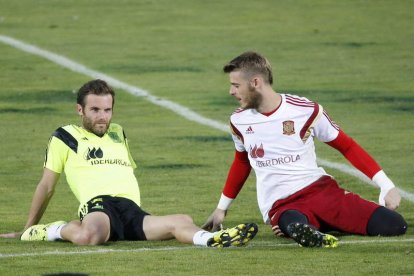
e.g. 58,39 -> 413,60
309,176 -> 406,237
366,206 -> 407,236
143,214 -> 198,243
268,177 -> 342,247
60,212 -> 111,245
142,214 -> 258,247
20,212 -> 110,245
277,210 -> 309,235
273,209 -> 338,248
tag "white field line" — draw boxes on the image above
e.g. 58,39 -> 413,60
0,34 -> 413,203
1,238 -> 413,259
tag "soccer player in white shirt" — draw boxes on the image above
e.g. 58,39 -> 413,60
203,51 -> 407,247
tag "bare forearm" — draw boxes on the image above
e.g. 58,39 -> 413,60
24,180 -> 55,229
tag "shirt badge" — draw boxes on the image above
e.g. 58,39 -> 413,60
108,132 -> 122,143
283,120 -> 295,136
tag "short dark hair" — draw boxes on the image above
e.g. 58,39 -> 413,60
223,51 -> 273,85
77,79 -> 115,107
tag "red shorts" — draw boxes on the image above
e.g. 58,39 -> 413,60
268,176 -> 380,235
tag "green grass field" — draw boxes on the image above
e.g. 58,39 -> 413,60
0,0 -> 413,275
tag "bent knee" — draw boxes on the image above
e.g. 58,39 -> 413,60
176,214 -> 194,224
165,214 -> 194,232
71,229 -> 107,245
367,207 -> 408,236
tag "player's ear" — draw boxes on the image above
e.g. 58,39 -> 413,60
76,104 -> 83,115
250,77 -> 260,88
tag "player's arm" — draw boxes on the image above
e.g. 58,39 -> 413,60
202,150 -> 251,231
325,129 -> 401,210
24,168 -> 60,230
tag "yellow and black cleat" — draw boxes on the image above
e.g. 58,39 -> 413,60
207,223 -> 258,248
20,221 -> 67,241
287,222 -> 338,248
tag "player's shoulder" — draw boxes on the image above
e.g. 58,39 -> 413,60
108,123 -> 124,132
230,107 -> 251,121
107,123 -> 127,142
48,125 -> 79,152
283,93 -> 323,113
52,124 -> 80,139
283,93 -> 318,107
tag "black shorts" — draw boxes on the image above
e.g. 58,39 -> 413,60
79,195 -> 150,241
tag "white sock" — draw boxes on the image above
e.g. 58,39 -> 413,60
192,230 -> 214,246
47,223 -> 66,241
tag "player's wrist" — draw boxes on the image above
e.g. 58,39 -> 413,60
217,193 -> 234,210
372,170 -> 395,192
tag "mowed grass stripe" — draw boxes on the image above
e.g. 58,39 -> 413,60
0,34 -> 413,204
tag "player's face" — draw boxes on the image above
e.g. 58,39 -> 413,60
228,71 -> 262,110
77,94 -> 113,137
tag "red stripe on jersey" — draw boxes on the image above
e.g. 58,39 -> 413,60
323,110 -> 340,130
230,122 -> 244,143
285,95 -> 315,107
285,95 -> 311,103
285,100 -> 315,108
300,103 -> 319,140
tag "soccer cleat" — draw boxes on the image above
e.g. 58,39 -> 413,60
20,221 -> 67,241
207,223 -> 258,248
287,222 -> 338,248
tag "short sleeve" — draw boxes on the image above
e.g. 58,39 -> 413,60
44,136 -> 69,173
313,110 -> 340,142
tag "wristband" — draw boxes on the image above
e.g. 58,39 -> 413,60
217,193 -> 234,210
372,170 -> 395,206
372,170 -> 395,191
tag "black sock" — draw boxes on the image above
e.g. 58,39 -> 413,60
278,210 -> 309,236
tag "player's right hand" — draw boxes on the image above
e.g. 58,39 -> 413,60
201,208 -> 227,231
0,232 -> 22,239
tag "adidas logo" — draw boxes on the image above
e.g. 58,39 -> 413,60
245,126 -> 254,134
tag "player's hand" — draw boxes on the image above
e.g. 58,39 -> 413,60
201,208 -> 227,232
0,232 -> 22,239
271,225 -> 285,237
383,187 -> 401,210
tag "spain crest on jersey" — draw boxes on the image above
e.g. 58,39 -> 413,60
283,120 -> 295,135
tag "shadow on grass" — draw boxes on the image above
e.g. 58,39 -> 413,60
0,90 -> 74,103
0,107 -> 57,114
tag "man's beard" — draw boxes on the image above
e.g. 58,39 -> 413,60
243,85 -> 262,110
82,116 -> 110,137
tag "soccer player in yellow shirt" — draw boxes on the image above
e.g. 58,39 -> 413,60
0,79 -> 257,247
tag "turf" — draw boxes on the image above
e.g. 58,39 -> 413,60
0,0 -> 413,275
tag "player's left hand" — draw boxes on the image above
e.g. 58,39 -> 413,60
201,208 -> 227,232
383,187 -> 401,210
0,232 -> 22,239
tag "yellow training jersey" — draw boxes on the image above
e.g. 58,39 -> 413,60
44,123 -> 141,215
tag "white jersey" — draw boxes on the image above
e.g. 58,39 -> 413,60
230,94 -> 340,223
